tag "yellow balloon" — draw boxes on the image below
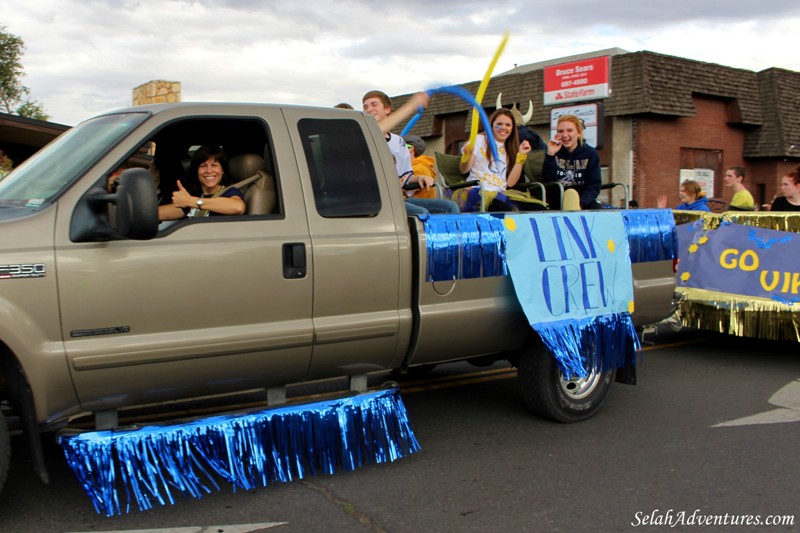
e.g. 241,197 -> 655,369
461,32 -> 510,164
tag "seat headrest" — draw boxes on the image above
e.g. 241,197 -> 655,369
229,154 -> 265,181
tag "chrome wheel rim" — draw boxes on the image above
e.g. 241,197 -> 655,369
559,368 -> 602,400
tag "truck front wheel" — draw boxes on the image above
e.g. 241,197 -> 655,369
0,410 -> 9,494
517,342 -> 615,423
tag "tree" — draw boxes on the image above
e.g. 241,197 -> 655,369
0,26 -> 49,121
16,100 -> 48,121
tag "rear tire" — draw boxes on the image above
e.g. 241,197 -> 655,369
518,341 -> 615,423
0,410 -> 10,495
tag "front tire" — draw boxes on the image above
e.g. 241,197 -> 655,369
517,342 -> 615,423
0,410 -> 10,495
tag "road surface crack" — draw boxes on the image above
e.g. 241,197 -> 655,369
301,480 -> 389,533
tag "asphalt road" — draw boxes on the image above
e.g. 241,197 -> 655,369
1,327 -> 799,533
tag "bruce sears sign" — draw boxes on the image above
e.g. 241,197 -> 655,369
543,56 -> 610,105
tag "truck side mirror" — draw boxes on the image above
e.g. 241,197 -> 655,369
115,168 -> 159,240
70,168 -> 159,242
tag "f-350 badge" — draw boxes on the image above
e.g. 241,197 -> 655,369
0,263 -> 46,279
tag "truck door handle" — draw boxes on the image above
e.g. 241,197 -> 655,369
282,243 -> 306,279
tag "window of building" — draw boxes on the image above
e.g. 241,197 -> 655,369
680,148 -> 722,197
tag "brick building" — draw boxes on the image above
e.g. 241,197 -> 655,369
393,49 -> 800,209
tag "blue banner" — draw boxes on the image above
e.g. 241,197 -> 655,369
423,210 -> 674,282
504,212 -> 634,323
421,211 -> 654,377
677,221 -> 800,305
504,212 -> 639,378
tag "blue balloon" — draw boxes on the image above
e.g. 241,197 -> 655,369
400,107 -> 424,137
400,86 -> 500,162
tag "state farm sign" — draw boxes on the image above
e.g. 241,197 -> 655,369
543,56 -> 610,105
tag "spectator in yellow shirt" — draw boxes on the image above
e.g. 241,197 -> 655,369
723,166 -> 754,209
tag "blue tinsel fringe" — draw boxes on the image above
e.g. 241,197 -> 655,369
424,214 -> 507,281
424,210 -> 675,281
534,312 -> 641,378
621,208 -> 677,263
59,387 -> 420,516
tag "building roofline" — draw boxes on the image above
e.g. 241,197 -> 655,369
498,47 -> 631,76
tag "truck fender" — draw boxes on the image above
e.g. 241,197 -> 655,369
0,347 -> 49,484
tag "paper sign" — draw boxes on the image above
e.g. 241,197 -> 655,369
504,212 -> 634,324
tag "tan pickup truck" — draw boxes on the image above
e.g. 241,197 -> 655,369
0,103 -> 677,495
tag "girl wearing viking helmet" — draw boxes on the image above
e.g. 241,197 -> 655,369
456,108 -> 543,212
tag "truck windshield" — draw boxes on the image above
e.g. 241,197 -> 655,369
0,112 -> 148,215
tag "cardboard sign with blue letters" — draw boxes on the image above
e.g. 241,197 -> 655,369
504,212 -> 634,323
503,211 -> 638,378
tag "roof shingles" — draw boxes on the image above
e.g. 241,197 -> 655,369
393,50 -> 797,157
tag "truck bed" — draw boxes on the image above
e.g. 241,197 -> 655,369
404,210 -> 677,368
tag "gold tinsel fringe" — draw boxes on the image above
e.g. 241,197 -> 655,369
678,288 -> 800,342
672,211 -> 800,232
674,212 -> 800,341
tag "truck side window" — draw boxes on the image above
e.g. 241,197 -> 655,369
298,119 -> 381,218
143,117 -> 277,223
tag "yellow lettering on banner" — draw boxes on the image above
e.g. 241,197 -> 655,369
780,271 -> 797,293
720,249 -> 738,269
761,271 -> 780,292
719,249 -> 759,271
759,271 -> 800,294
739,250 -> 759,271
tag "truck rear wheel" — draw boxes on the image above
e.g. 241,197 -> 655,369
0,410 -> 9,494
518,342 -> 615,423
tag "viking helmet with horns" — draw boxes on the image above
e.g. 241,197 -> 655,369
496,93 -> 533,125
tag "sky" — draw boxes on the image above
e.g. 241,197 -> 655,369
3,0 -> 800,126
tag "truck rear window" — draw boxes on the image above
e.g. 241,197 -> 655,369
298,118 -> 381,218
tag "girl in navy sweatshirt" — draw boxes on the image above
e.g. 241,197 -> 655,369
542,114 -> 602,209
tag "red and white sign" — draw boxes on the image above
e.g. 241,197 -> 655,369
543,56 -> 610,105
